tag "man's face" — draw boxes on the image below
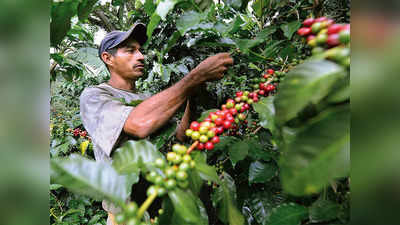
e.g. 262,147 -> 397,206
108,39 -> 145,79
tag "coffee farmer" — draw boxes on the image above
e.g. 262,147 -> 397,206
79,23 -> 233,225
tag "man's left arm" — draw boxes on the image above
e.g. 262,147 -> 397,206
176,99 -> 191,142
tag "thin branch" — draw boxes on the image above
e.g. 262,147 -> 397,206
93,9 -> 116,32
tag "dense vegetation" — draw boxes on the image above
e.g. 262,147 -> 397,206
50,0 -> 350,224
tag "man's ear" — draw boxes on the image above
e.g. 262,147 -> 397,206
101,52 -> 113,68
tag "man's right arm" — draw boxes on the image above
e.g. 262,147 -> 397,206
123,53 -> 233,138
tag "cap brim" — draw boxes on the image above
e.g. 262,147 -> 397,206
108,23 -> 147,49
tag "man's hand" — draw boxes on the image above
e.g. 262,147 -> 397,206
191,53 -> 234,83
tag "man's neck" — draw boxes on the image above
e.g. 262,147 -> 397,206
107,75 -> 136,92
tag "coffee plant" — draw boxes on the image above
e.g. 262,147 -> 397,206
50,0 -> 350,224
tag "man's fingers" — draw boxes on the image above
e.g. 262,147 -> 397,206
219,66 -> 227,73
223,57 -> 234,66
217,52 -> 231,58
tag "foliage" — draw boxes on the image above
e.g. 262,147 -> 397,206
50,0 -> 350,224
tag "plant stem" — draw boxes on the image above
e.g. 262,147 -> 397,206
187,141 -> 199,154
137,191 -> 158,220
249,50 -> 274,61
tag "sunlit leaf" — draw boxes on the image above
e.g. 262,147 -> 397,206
51,154 -> 129,205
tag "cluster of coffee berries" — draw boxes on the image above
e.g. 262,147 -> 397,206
68,128 -> 88,138
298,17 -> 350,47
114,202 -> 146,225
186,93 -> 256,151
251,69 -> 278,96
146,144 -> 195,195
185,120 -> 221,151
297,17 -> 350,67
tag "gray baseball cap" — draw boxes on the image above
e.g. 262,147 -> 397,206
98,23 -> 147,59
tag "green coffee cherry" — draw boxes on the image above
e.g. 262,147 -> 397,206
165,167 -> 176,178
115,213 -> 126,224
146,185 -> 158,196
178,180 -> 189,188
191,131 -> 200,140
147,171 -> 157,182
173,154 -> 182,164
185,129 -> 193,137
179,162 -> 190,171
154,176 -> 164,186
199,126 -> 208,134
154,158 -> 165,168
125,219 -> 139,225
311,22 -> 322,33
199,135 -> 208,143
176,171 -> 188,181
206,130 -> 215,138
126,218 -> 140,225
166,152 -> 176,162
157,187 -> 167,197
182,155 -> 191,163
316,33 -> 328,45
339,29 -> 350,44
177,145 -> 187,155
125,202 -> 138,216
165,179 -> 176,190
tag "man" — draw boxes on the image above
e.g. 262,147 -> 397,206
80,23 -> 233,225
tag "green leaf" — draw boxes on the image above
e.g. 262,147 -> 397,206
51,0 -> 79,47
279,44 -> 297,59
168,189 -> 208,225
50,154 -> 129,205
161,64 -> 172,83
112,0 -> 125,6
162,31 -> 181,56
50,184 -> 63,190
267,203 -> 308,225
247,138 -> 272,161
262,40 -> 285,58
77,0 -> 98,21
252,0 -> 268,18
214,136 -> 240,152
274,60 -> 346,124
249,63 -> 262,71
192,152 -> 219,182
227,16 -> 245,35
253,96 -> 276,133
198,109 -> 218,121
234,38 -> 265,54
212,172 -> 245,225
256,26 -> 277,39
193,0 -> 214,11
146,13 -> 161,42
112,140 -> 165,174
246,191 -> 286,225
224,0 -> 242,9
144,0 -> 157,15
280,21 -> 302,39
159,195 -> 208,225
309,199 -> 340,223
249,161 -> 278,184
228,140 -> 249,166
187,169 -> 204,195
176,10 -> 208,34
280,105 -> 350,196
156,0 -> 179,20
324,74 -> 350,103
126,99 -> 143,106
